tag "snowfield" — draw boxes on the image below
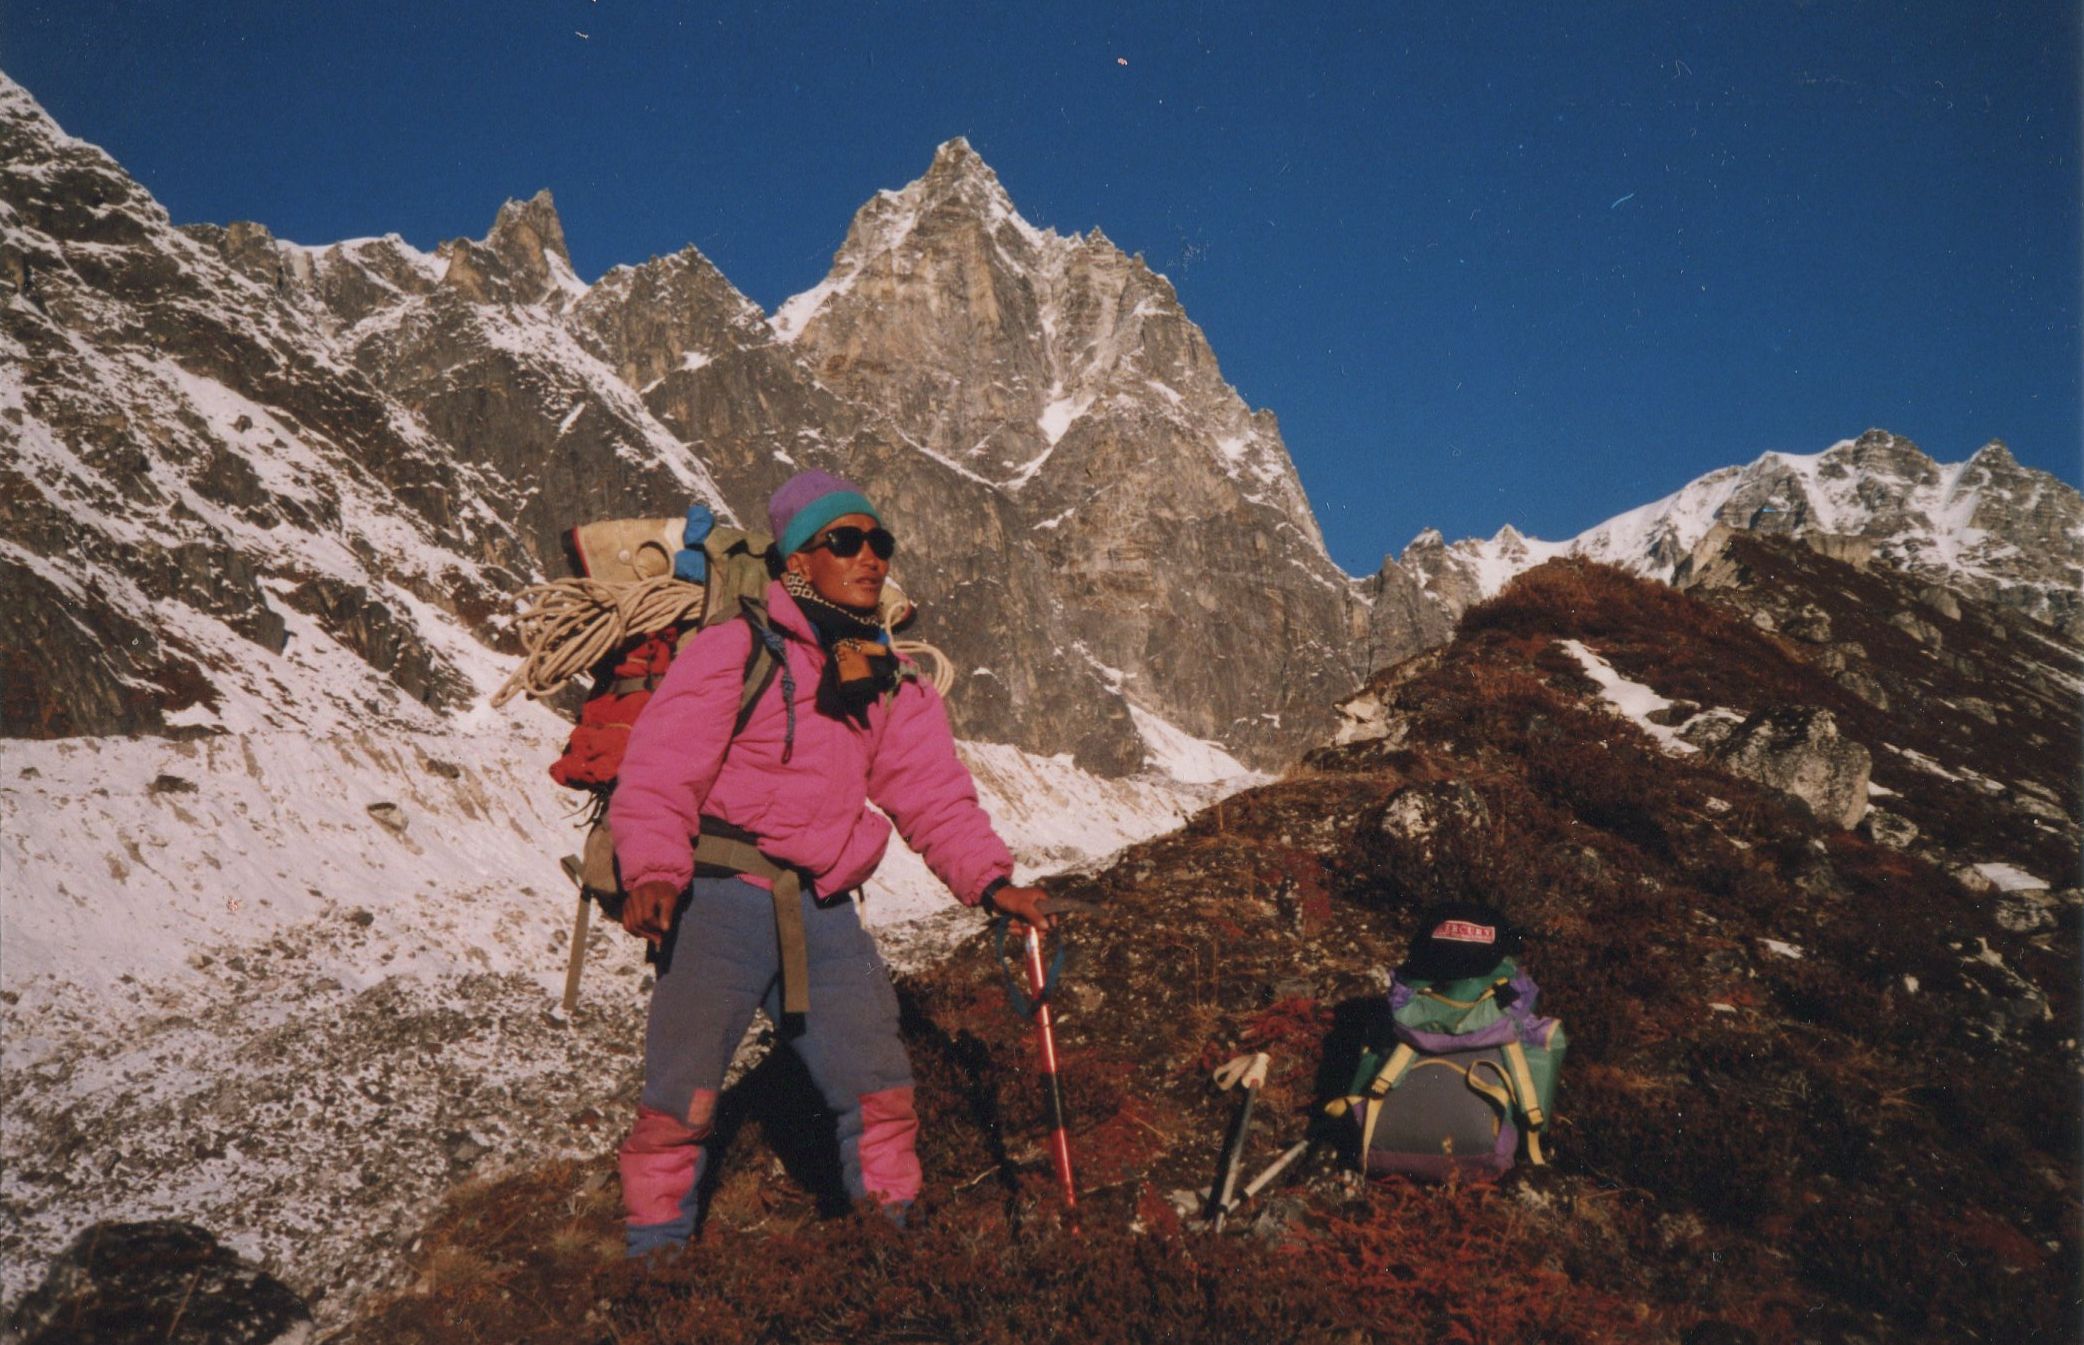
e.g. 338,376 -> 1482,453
0,702 -> 1250,1320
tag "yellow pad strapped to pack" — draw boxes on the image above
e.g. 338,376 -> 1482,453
1463,1058 -> 1516,1120
1368,1042 -> 1419,1097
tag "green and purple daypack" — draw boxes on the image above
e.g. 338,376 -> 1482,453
1338,903 -> 1565,1182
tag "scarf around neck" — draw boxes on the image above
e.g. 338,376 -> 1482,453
783,571 -> 901,723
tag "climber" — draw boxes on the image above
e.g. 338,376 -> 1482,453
607,468 -> 1053,1255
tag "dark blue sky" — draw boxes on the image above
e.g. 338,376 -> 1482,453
9,1 -> 2079,574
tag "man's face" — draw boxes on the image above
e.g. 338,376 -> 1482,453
787,511 -> 890,613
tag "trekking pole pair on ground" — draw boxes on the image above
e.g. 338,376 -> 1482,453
1209,1051 -> 1317,1230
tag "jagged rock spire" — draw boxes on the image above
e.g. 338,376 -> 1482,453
440,188 -> 581,306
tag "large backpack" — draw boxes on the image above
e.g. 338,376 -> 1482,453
1335,903 -> 1566,1182
544,507 -> 787,911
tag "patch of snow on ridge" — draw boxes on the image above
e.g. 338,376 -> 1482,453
544,249 -> 590,302
771,273 -> 854,342
1127,703 -> 1267,787
1037,389 -> 1092,447
1457,527 -> 1572,600
1560,639 -> 1699,755
283,232 -> 445,283
1973,863 -> 2048,892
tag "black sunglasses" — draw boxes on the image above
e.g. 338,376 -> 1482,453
807,525 -> 896,560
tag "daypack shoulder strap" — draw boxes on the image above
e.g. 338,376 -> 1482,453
1500,1038 -> 1546,1131
1356,1041 -> 1419,1157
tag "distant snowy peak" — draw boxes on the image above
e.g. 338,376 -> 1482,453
1417,430 -> 2083,636
1401,524 -> 1571,612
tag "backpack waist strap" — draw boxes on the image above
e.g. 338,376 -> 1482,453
693,815 -> 813,1019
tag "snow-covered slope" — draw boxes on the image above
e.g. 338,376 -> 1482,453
0,697 -> 1246,1318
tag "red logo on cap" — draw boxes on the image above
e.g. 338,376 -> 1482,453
1433,920 -> 1495,944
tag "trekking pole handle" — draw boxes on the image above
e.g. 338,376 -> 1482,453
1213,1051 -> 1270,1091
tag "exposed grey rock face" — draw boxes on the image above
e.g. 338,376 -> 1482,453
772,139 -> 1379,763
1710,705 -> 1872,830
0,77 -> 530,739
4,75 -> 2073,777
6,81 -> 1425,772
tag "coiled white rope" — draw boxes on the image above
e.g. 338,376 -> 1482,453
895,637 -> 955,698
491,577 -> 955,707
490,575 -> 706,708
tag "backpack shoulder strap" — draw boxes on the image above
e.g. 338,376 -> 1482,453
734,598 -> 796,755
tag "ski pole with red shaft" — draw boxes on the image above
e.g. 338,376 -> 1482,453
994,897 -> 1092,1219
1022,924 -> 1078,1216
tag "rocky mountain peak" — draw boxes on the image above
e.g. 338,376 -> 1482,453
1,77 -> 168,261
1823,427 -> 1940,487
0,73 -> 88,164
1400,528 -> 1446,558
1971,438 -> 2019,470
573,243 -> 770,392
437,188 -> 582,308
908,137 -> 1039,237
764,141 -> 1367,765
920,136 -> 1001,193
489,188 -> 573,270
774,140 -> 1057,347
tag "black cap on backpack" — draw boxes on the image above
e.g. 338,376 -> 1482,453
1400,901 -> 1521,982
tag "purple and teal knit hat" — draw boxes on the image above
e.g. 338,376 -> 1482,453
768,469 -> 881,556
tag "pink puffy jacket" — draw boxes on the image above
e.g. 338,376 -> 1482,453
609,582 -> 1014,905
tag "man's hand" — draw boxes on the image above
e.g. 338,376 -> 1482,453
621,880 -> 681,945
988,883 -> 1054,934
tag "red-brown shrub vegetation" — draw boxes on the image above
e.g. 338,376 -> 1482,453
349,542 -> 2076,1343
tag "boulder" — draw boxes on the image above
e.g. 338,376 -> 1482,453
1918,584 -> 1963,620
3,1220 -> 312,1345
1365,780 -> 1491,904
1709,706 -> 1871,830
1331,688 -> 1405,747
1860,809 -> 1919,850
1781,602 -> 1833,643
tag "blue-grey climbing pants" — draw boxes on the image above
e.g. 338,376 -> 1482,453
617,877 -> 919,1255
